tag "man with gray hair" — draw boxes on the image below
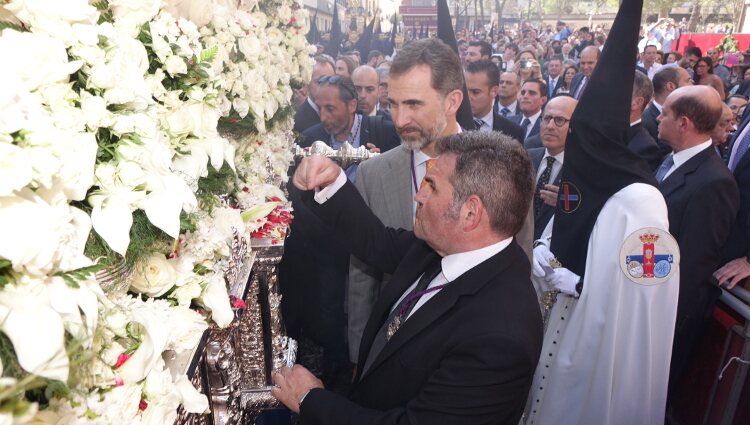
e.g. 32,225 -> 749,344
628,70 -> 663,169
273,130 -> 543,424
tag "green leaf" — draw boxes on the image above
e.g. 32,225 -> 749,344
200,46 -> 218,63
0,259 -> 10,269
91,0 -> 109,11
0,21 -> 26,33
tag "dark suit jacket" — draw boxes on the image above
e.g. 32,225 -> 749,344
660,146 -> 739,389
376,108 -> 392,121
722,114 -> 750,264
529,147 -> 562,239
299,182 -> 543,425
492,112 -> 525,143
299,114 -> 401,153
641,103 -> 672,158
569,73 -> 585,98
628,122 -> 663,171
543,74 -> 564,98
293,99 -> 321,134
523,134 -> 542,150
508,114 -> 541,141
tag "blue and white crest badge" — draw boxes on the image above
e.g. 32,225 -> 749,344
619,227 -> 680,285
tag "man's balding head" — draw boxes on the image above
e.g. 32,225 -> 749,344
351,65 -> 380,114
579,46 -> 600,78
658,85 -> 722,151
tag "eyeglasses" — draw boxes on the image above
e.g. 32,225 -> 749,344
318,75 -> 358,100
541,114 -> 571,127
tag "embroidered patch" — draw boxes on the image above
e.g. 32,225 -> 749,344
619,227 -> 680,285
557,181 -> 581,213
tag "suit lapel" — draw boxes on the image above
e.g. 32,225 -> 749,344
358,242 -> 519,381
356,247 -> 438,371
384,148 -> 414,229
660,147 -> 712,197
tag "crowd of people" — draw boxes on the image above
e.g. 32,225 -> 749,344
272,2 -> 750,423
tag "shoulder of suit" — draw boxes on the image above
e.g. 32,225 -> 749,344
361,145 -> 408,171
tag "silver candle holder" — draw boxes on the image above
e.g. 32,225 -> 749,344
293,141 -> 379,169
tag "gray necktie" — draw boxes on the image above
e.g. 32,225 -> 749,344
501,107 -> 511,116
655,154 -> 675,182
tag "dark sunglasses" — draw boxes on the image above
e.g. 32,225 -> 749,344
318,75 -> 358,100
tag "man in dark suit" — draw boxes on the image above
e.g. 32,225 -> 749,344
642,67 -> 693,155
495,71 -> 521,116
273,131 -> 543,425
628,70 -> 663,170
715,99 -> 750,290
543,55 -> 565,98
527,96 -> 577,238
569,46 -> 599,100
509,78 -> 548,143
298,76 -> 401,167
465,60 -> 524,142
655,86 -> 739,401
293,55 -> 336,134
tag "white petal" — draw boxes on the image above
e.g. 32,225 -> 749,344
174,375 -> 209,414
91,197 -> 133,255
200,274 -> 233,328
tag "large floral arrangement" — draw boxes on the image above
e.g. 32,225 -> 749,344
0,0 -> 312,423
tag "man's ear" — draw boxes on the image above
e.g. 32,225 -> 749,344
445,89 -> 464,115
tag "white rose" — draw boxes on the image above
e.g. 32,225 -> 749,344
164,0 -> 215,28
130,254 -> 178,297
277,5 -> 292,23
0,142 -> 33,196
80,92 -> 110,129
109,0 -> 162,37
5,0 -> 99,44
164,107 -> 194,139
232,98 -> 249,118
100,383 -> 142,424
165,55 -> 187,76
171,280 -> 202,307
0,189 -> 92,276
0,30 -> 82,92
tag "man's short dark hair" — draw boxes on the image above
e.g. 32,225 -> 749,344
579,26 -> 590,33
469,40 -> 492,58
505,43 -> 519,54
686,46 -> 702,58
437,131 -> 533,236
632,71 -> 654,112
465,59 -> 500,86
652,67 -> 681,95
390,38 -> 464,97
522,78 -> 548,99
368,50 -> 383,61
670,91 -> 722,133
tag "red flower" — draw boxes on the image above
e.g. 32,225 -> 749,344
114,377 -> 124,387
115,353 -> 131,369
230,296 -> 247,309
139,399 -> 149,411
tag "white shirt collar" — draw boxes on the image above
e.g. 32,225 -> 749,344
542,149 -> 565,163
475,110 -> 494,130
524,109 -> 542,124
630,119 -> 642,126
413,149 -> 432,167
672,140 -> 712,170
307,96 -> 319,114
369,107 -> 377,116
441,237 -> 514,283
652,100 -> 663,112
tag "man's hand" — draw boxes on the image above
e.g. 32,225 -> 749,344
540,184 -> 559,207
293,155 -> 341,191
365,143 -> 381,153
271,365 -> 324,414
714,257 -> 750,289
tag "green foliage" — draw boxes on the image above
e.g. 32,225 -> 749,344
196,163 -> 236,211
92,0 -> 114,24
0,259 -> 10,288
54,263 -> 106,289
718,33 -> 740,53
0,21 -> 25,32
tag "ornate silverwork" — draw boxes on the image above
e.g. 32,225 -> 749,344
293,141 -> 379,169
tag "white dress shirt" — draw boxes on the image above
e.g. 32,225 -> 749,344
307,96 -> 320,115
536,150 -> 565,183
522,110 -> 542,138
475,110 -> 494,132
661,140 -> 712,180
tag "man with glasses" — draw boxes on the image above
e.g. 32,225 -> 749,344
293,55 -> 335,133
527,96 -> 576,238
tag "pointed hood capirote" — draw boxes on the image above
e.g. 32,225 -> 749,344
550,0 -> 657,276
326,1 -> 341,58
436,0 -> 475,131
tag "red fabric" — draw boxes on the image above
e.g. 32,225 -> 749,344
674,34 -> 750,56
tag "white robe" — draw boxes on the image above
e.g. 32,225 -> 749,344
525,183 -> 679,425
